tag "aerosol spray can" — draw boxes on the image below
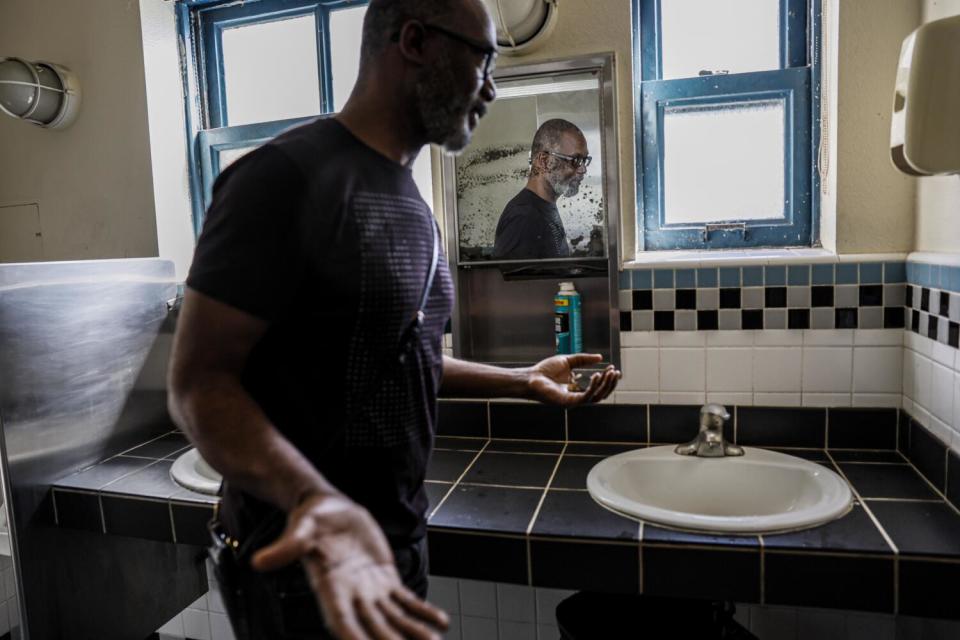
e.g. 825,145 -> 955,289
554,281 -> 582,355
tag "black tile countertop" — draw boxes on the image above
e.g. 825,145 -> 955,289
49,402 -> 960,620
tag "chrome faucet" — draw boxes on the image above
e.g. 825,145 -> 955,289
675,403 -> 744,458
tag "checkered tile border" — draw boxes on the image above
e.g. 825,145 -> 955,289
906,284 -> 960,349
618,262 -> 906,332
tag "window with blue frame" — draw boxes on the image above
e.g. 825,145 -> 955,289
634,0 -> 821,251
177,0 -> 434,235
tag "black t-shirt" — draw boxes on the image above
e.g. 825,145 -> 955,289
492,188 -> 571,260
186,118 -> 454,548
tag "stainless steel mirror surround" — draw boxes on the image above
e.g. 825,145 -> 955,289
442,53 -> 621,367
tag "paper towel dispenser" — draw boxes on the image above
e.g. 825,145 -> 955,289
890,15 -> 960,176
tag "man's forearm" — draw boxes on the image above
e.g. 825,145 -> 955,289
169,374 -> 338,513
439,355 -> 532,398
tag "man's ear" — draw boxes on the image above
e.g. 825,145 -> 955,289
531,151 -> 546,175
396,20 -> 429,66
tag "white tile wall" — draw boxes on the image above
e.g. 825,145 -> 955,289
614,330 -> 904,409
158,327 -> 960,639
902,330 -> 960,453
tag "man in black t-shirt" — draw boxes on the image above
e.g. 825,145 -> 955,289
492,119 -> 591,260
168,2 -> 620,639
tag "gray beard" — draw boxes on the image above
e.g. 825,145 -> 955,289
415,60 -> 474,153
547,171 -> 580,198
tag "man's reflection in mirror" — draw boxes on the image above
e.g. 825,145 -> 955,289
492,119 -> 591,260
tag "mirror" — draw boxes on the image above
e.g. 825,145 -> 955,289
441,54 -> 622,368
452,68 -> 607,264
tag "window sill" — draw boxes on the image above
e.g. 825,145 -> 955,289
623,248 -> 908,269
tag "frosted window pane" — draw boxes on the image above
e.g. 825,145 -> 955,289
330,6 -> 367,112
222,16 -> 321,125
663,100 -> 785,225
660,0 -> 780,79
219,146 -> 258,173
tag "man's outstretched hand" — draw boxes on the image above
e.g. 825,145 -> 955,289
252,493 -> 448,640
526,353 -> 621,407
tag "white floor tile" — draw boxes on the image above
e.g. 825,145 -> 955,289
429,576 -> 461,615
157,613 -> 184,637
534,588 -> 574,626
209,612 -> 237,640
182,607 -> 211,640
461,615 -> 498,640
499,619 -> 537,640
496,583 -> 536,623
459,580 -> 497,618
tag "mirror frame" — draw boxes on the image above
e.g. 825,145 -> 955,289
441,52 -> 622,369
441,52 -> 621,269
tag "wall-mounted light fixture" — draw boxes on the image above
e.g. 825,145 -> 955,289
481,0 -> 559,56
0,57 -> 81,129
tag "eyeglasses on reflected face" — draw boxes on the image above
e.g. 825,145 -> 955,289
544,150 -> 592,169
391,22 -> 498,81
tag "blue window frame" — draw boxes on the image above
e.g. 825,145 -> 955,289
633,0 -> 821,251
177,0 -> 368,236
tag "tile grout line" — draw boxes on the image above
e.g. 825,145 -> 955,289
97,493 -> 107,534
758,534 -> 766,606
486,400 -> 491,440
901,456 -> 960,518
50,490 -> 60,526
428,441 -> 490,521
824,449 -> 900,557
168,503 -> 178,544
638,521 -> 644,595
525,442 -> 568,537
646,404 -> 651,445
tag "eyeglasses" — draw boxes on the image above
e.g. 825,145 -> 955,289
544,150 -> 592,169
392,22 -> 498,81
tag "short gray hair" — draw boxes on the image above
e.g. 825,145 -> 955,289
360,0 -> 462,62
531,119 -> 583,160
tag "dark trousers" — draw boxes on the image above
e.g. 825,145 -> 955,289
211,531 -> 429,640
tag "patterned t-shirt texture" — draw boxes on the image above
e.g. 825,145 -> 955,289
186,118 -> 453,547
492,188 -> 571,260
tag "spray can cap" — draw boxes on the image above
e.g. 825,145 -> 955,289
559,281 -> 576,292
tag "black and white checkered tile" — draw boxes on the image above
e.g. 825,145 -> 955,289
619,283 -> 906,332
906,284 -> 960,349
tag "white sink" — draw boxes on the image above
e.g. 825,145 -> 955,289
586,446 -> 853,534
170,448 -> 222,496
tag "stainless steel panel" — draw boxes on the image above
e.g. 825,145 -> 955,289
0,258 -> 177,639
443,54 -> 622,368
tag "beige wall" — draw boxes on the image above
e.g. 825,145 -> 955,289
496,0 -> 638,258
836,0 -> 919,254
0,0 -> 158,262
0,0 -> 933,264
915,0 -> 960,255
499,0 -> 922,257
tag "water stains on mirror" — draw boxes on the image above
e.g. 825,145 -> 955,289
455,70 -> 606,263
